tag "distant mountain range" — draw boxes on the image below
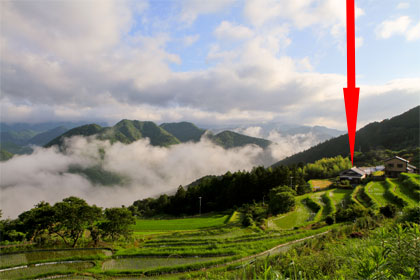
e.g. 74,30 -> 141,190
274,106 -> 420,167
45,120 -> 272,150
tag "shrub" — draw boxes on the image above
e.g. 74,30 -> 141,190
268,192 -> 295,215
400,206 -> 420,224
380,204 -> 398,218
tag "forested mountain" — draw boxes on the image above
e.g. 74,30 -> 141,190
45,120 -> 272,149
275,106 -> 420,166
0,122 -> 101,155
160,122 -> 206,142
210,131 -> 272,149
27,126 -> 69,146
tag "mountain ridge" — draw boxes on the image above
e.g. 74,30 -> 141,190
274,106 -> 420,166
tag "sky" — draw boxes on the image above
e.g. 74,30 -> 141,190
1,0 -> 419,130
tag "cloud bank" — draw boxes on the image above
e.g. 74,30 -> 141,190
0,135 -> 309,219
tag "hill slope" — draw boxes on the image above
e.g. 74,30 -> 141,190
274,106 -> 420,166
160,122 -> 206,142
45,121 -> 180,148
45,120 -> 272,150
28,126 -> 69,146
210,131 -> 272,149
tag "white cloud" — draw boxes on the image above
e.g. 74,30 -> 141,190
396,2 -> 410,10
179,0 -> 236,25
244,0 -> 363,30
184,34 -> 200,46
0,135 -> 284,218
214,21 -> 254,40
376,16 -> 420,41
355,36 -> 364,49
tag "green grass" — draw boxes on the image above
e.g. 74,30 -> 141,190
131,215 -> 229,232
0,261 -> 94,279
390,179 -> 419,207
272,197 -> 313,229
366,182 -> 391,207
102,257 -> 223,271
329,188 -> 352,207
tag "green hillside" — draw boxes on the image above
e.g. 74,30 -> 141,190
28,126 -> 69,146
275,106 -> 420,166
0,149 -> 13,161
45,120 -> 272,150
210,130 -> 272,149
45,124 -> 103,148
46,121 -> 180,148
160,122 -> 206,142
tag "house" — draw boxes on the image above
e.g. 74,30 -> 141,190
384,156 -> 418,177
339,167 -> 366,183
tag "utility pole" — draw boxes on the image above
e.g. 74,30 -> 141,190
198,197 -> 202,216
290,176 -> 294,190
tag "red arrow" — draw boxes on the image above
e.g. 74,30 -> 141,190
343,0 -> 360,166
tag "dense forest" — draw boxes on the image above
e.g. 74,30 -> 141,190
276,106 -> 419,166
128,156 -> 351,217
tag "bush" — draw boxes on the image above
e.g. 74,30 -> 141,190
335,204 -> 367,222
242,213 -> 254,227
325,215 -> 335,225
380,204 -> 398,218
269,192 -> 296,215
400,206 -> 420,224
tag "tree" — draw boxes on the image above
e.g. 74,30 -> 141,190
52,197 -> 102,247
100,207 -> 135,241
269,192 -> 295,215
18,201 -> 55,241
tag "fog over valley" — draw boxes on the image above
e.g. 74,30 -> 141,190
0,134 -> 315,218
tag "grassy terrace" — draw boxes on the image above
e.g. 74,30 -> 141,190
329,188 -> 352,207
272,192 -> 324,229
366,182 -> 391,206
131,214 -> 229,236
390,178 -> 419,207
2,177 -> 418,279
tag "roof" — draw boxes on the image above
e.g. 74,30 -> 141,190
408,164 -> 418,170
384,156 -> 409,163
340,167 -> 366,177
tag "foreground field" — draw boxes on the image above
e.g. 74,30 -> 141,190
1,175 -> 418,279
131,214 -> 228,236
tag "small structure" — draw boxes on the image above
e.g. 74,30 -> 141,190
339,167 -> 366,183
384,156 -> 418,177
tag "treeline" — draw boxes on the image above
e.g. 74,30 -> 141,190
0,197 -> 134,247
129,156 -> 350,217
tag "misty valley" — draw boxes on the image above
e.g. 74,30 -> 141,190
0,107 -> 419,279
1,1 -> 420,278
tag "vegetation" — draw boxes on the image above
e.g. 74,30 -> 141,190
276,106 -> 419,165
209,130 -> 272,149
1,152 -> 419,279
159,122 -> 206,142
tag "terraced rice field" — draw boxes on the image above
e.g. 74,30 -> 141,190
308,179 -> 333,191
0,261 -> 94,279
390,179 -> 419,206
102,256 -> 222,271
0,249 -> 110,268
329,188 -> 352,207
272,194 -> 320,229
131,214 -> 229,236
366,182 -> 391,206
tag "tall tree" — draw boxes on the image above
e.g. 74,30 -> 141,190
100,207 -> 135,240
52,197 -> 102,247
